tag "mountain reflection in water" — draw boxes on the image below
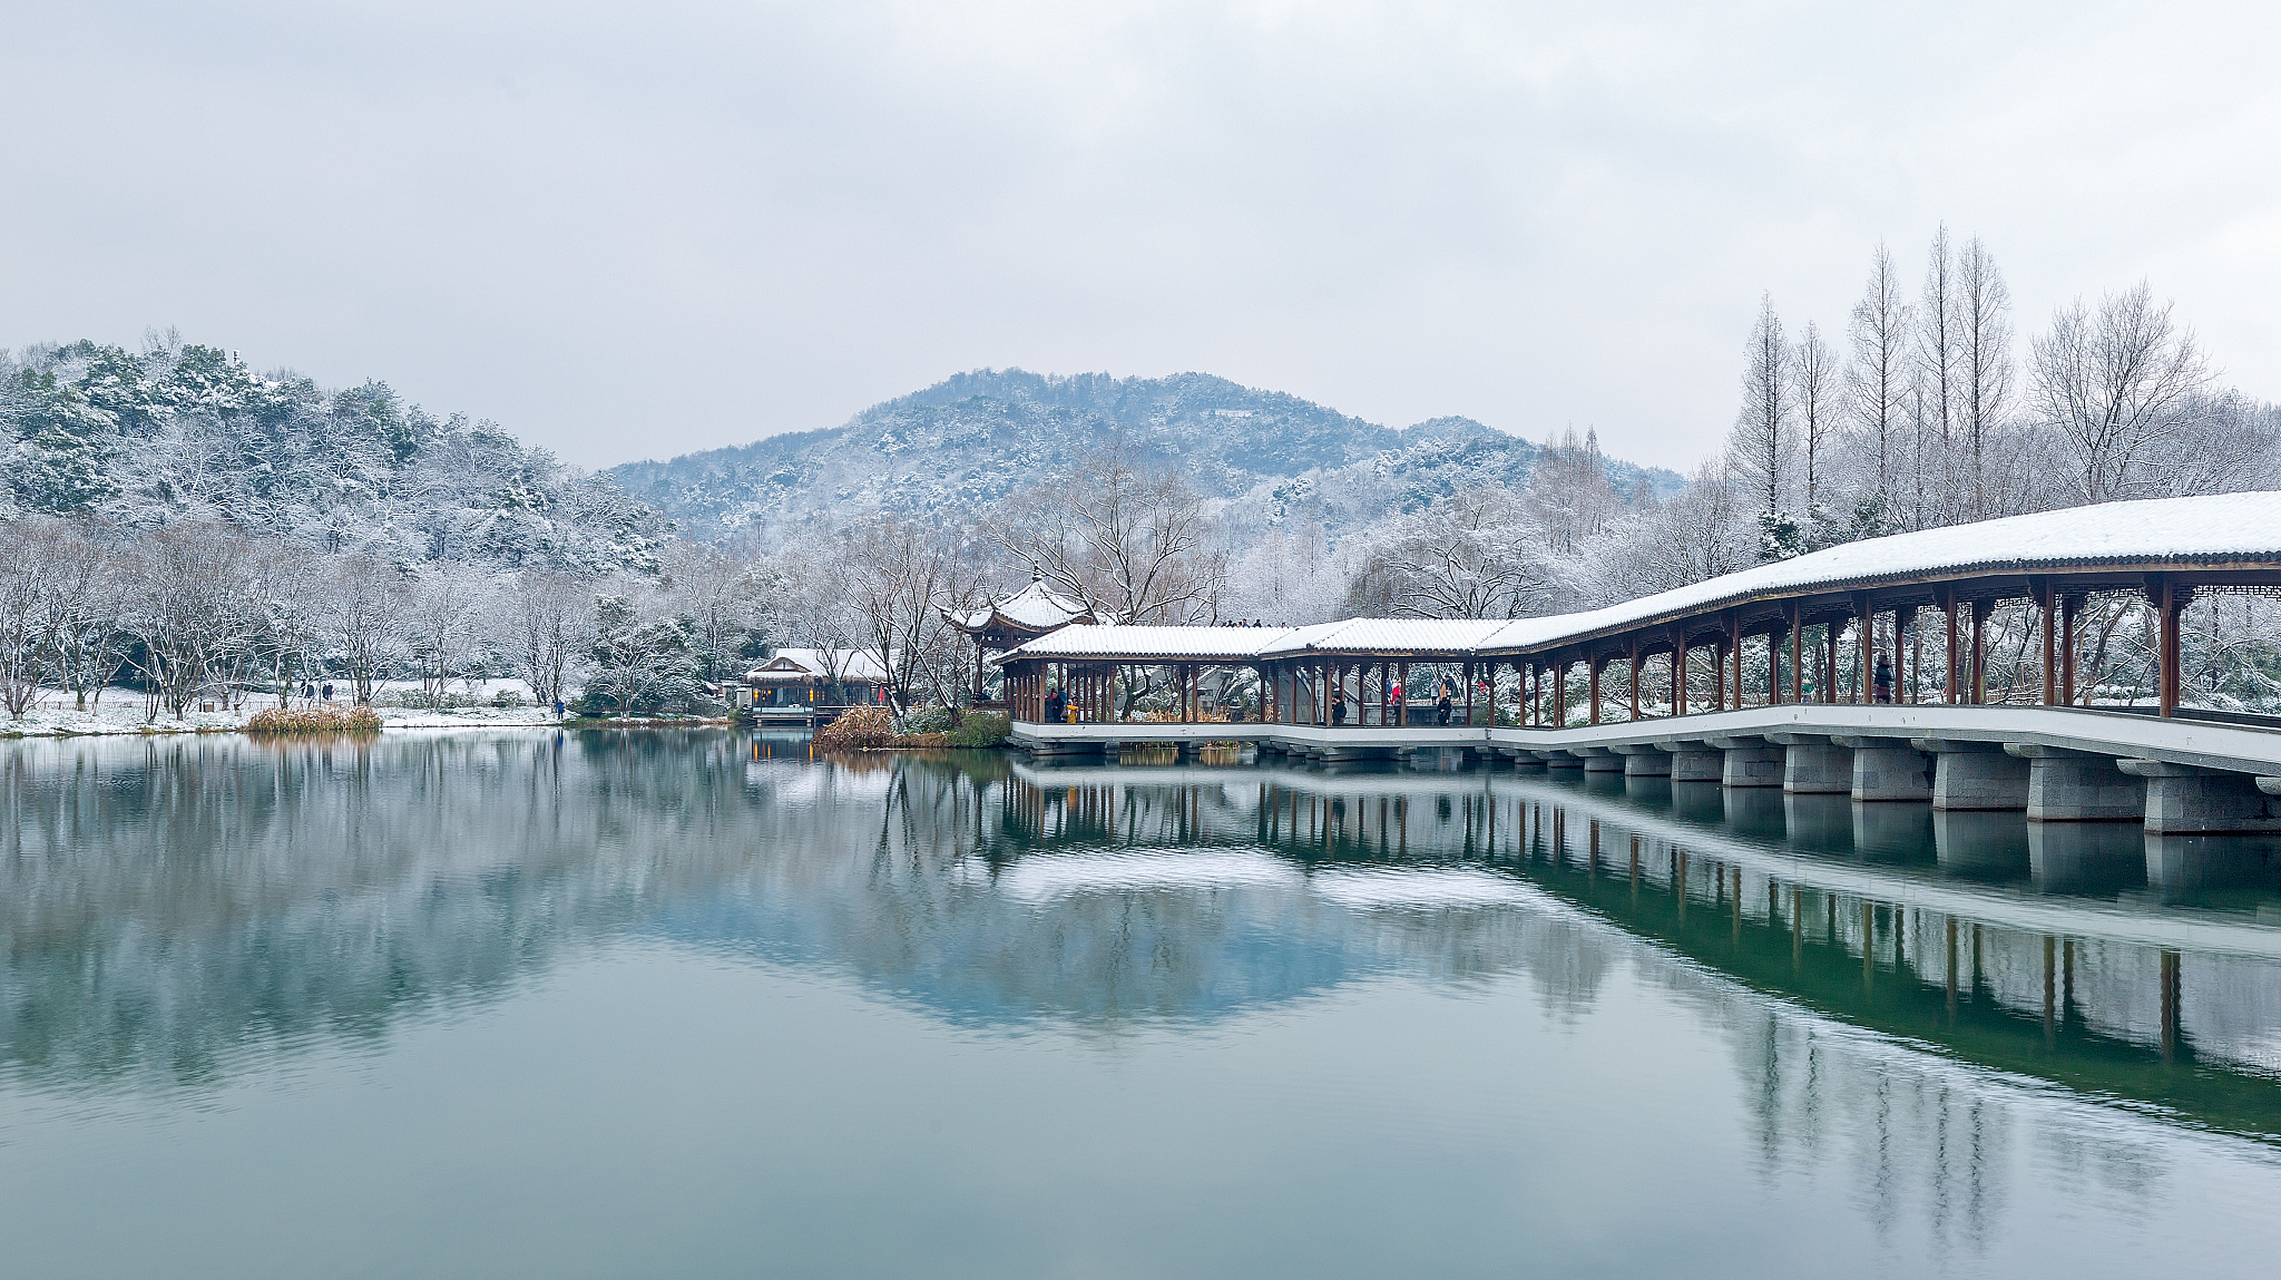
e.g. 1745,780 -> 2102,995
5,730 -> 2281,1270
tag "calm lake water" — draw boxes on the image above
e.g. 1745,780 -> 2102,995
5,731 -> 2281,1278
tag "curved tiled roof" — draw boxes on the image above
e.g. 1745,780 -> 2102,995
998,493 -> 2281,666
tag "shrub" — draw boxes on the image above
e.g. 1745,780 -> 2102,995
944,711 -> 1010,748
814,704 -> 895,750
901,705 -> 958,735
492,688 -> 526,708
247,705 -> 383,735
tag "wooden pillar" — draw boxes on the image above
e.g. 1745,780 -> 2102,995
1627,642 -> 1640,721
1971,600 -> 1991,705
2037,579 -> 2056,706
1671,630 -> 1686,717
1589,658 -> 1603,725
1465,661 -> 1476,726
2060,595 -> 2078,707
1854,593 -> 1872,704
1823,621 -> 1838,704
1728,613 -> 1743,710
1787,607 -> 1803,705
1944,591 -> 1960,705
1555,659 -> 1568,727
1899,605 -> 1917,704
1713,640 -> 1726,712
2155,577 -> 2184,718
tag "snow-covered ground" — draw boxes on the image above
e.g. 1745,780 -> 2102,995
0,681 -> 567,736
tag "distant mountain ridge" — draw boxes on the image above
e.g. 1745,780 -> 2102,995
608,369 -> 1684,543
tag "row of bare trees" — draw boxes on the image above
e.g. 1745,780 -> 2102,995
1735,228 -> 2277,548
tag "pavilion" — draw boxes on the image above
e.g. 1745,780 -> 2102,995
944,577 -> 1100,704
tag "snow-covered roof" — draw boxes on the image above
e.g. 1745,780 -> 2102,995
745,648 -> 892,684
997,493 -> 2281,666
1258,618 -> 1515,657
948,579 -> 1098,634
999,625 -> 1301,663
1474,490 -> 2281,653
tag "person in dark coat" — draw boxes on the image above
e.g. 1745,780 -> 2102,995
1045,686 -> 1067,723
1873,654 -> 1895,703
1436,688 -> 1454,726
1330,687 -> 1347,725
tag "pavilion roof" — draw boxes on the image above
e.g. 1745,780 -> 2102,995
947,579 -> 1099,636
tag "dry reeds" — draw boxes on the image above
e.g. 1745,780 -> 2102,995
246,705 -> 384,735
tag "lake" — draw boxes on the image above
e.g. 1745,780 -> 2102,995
4,730 -> 2280,1278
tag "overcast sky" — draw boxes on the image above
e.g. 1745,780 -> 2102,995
4,1 -> 2276,471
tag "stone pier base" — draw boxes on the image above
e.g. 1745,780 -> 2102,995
2119,761 -> 2281,834
1615,745 -> 1671,777
1666,747 -> 1724,783
1780,740 -> 1854,795
1916,740 -> 2029,811
1711,737 -> 1785,789
1574,747 -> 1625,774
2011,744 -> 2144,822
1837,737 -> 1932,801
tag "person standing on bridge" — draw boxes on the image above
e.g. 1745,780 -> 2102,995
1873,653 -> 1894,703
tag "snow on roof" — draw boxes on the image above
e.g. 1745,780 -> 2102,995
997,493 -> 2281,666
999,625 -> 1301,663
949,579 -> 1097,632
1475,490 -> 2281,652
745,648 -> 892,683
1259,618 -> 1515,656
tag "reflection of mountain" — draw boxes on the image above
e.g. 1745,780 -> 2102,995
7,737 -> 2281,1164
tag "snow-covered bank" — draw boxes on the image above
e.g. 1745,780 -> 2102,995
0,682 -> 568,736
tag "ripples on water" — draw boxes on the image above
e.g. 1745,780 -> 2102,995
3,730 -> 2281,1278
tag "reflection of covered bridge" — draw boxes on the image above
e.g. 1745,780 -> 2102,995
998,493 -> 2281,834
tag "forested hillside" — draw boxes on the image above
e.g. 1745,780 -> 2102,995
606,369 -> 1684,543
0,337 -> 664,573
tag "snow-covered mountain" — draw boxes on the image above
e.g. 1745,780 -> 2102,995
607,369 -> 1684,543
1,338 -> 666,573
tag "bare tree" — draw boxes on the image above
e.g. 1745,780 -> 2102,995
1955,236 -> 2015,518
1347,484 -> 1554,619
0,521 -> 48,718
325,553 -> 411,704
662,541 -> 763,690
1792,320 -> 1841,512
2028,281 -> 2213,503
497,569 -> 593,708
1731,294 -> 1791,518
118,521 -> 260,719
1525,427 -> 1623,556
406,566 -> 485,707
997,440 -> 1224,626
1846,242 -> 1912,512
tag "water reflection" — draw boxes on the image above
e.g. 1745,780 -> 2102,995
5,732 -> 2281,1266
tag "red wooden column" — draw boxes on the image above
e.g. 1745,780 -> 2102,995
1787,606 -> 1804,704
1464,661 -> 1476,726
2059,595 -> 2079,707
1971,600 -> 1992,705
1627,642 -> 1640,720
1671,628 -> 1687,716
1943,591 -> 1961,705
2036,578 -> 2056,706
1824,620 -> 1838,704
1589,657 -> 1603,725
2154,577 -> 2187,718
1727,613 -> 1744,710
1853,592 -> 1872,704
